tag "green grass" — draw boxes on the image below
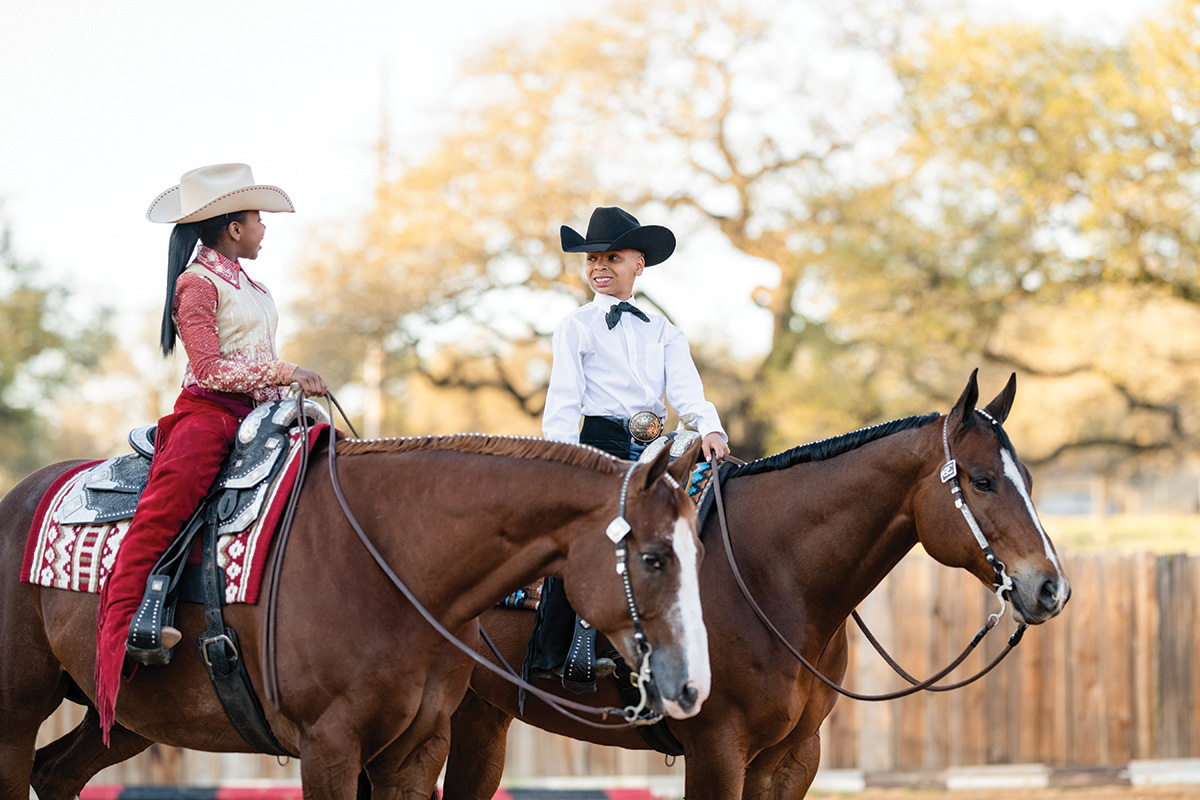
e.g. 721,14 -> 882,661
1042,514 -> 1200,555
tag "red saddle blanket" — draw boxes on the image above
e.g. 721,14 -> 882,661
21,425 -> 325,605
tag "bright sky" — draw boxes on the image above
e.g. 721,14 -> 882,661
0,0 -> 1164,359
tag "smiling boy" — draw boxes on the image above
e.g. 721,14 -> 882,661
530,206 -> 728,691
543,206 -> 729,462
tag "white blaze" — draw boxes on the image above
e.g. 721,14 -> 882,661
668,515 -> 710,711
1000,448 -> 1068,603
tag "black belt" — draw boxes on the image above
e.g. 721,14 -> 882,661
582,413 -> 664,444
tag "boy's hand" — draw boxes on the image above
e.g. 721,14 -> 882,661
703,432 -> 729,464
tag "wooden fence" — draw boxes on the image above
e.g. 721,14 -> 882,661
38,552 -> 1198,784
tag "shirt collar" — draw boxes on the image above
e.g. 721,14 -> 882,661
195,246 -> 242,288
591,293 -> 634,311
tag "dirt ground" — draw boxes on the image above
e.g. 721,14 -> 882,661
808,787 -> 1200,799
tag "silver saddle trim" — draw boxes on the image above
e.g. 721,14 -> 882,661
54,399 -> 330,533
636,413 -> 702,464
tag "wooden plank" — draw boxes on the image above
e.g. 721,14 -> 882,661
1071,556 -> 1104,764
1132,551 -> 1159,759
851,583 -> 896,771
1013,591 -> 1043,764
1051,551 -> 1070,767
1101,553 -> 1135,763
892,556 -> 934,770
1192,556 -> 1200,758
957,570 -> 987,766
926,560 -> 957,768
1157,553 -> 1191,757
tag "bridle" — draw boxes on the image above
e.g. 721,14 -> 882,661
711,409 -> 1028,702
939,410 -> 1016,626
604,459 -> 670,721
262,389 -> 678,727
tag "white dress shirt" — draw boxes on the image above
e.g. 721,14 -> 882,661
542,294 -> 727,445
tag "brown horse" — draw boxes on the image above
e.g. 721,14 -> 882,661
442,372 -> 1070,800
1,433 -> 710,800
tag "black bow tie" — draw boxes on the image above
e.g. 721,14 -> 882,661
605,301 -> 649,330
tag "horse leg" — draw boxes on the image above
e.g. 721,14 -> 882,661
298,725 -> 369,800
439,689 -> 513,800
361,716 -> 449,800
669,729 -> 746,800
743,732 -> 822,800
32,710 -> 153,800
363,734 -> 446,800
0,626 -> 67,800
368,637 -> 479,800
299,645 -> 464,800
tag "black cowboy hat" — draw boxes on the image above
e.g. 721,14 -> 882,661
560,206 -> 676,267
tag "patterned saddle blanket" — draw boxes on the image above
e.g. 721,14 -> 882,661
21,400 -> 328,605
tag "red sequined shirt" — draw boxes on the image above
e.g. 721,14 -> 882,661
173,246 -> 297,404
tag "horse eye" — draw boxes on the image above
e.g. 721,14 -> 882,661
971,476 -> 995,492
640,552 -> 666,571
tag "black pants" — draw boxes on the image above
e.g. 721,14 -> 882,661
527,417 -> 643,672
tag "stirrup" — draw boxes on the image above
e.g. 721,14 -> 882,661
562,616 -> 600,693
126,574 -> 178,666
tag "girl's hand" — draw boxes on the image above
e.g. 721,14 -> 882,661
291,367 -> 327,397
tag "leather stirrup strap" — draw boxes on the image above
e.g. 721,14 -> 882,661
198,500 -> 294,756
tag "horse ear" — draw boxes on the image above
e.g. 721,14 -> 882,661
949,368 -> 980,426
636,442 -> 673,491
667,438 -> 703,487
983,372 -> 1017,424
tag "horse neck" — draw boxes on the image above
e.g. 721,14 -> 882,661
717,425 -> 936,644
385,455 -> 609,627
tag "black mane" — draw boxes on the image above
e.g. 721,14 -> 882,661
726,413 -> 942,479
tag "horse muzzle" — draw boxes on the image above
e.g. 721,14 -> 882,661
647,648 -> 710,720
1009,569 -> 1071,624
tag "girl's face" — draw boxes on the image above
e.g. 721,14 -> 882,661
585,249 -> 644,300
226,211 -> 266,260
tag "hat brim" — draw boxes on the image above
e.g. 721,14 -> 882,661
560,224 -> 676,267
146,185 -> 295,224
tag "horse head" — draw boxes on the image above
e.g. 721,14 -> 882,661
561,440 -> 710,721
915,370 -> 1071,625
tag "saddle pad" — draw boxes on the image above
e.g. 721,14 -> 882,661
21,425 -> 326,604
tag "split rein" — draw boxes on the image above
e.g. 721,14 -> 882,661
709,412 -> 1027,703
261,389 -> 667,730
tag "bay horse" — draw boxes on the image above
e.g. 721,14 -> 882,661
442,372 -> 1070,800
1,432 -> 710,800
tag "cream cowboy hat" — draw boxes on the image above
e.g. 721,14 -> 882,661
146,163 -> 294,224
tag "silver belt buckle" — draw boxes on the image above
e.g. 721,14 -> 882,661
628,411 -> 664,444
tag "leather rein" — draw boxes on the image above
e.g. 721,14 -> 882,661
261,390 -> 671,729
709,411 -> 1027,702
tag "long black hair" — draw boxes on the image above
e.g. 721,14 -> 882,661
159,212 -> 248,356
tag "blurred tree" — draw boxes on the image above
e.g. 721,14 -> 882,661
290,0 -> 935,449
0,223 -> 112,489
873,0 -> 1200,472
289,0 -> 1197,478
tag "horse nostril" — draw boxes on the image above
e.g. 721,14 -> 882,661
1038,578 -> 1060,611
680,683 -> 698,711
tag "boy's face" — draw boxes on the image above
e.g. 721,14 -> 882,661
585,249 -> 644,300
